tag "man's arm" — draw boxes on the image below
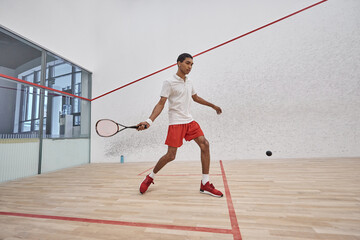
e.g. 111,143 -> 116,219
137,97 -> 167,130
192,94 -> 222,114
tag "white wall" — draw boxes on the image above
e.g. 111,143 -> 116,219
1,0 -> 359,163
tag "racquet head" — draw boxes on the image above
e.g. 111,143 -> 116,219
95,119 -> 119,137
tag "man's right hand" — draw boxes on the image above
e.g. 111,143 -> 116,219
137,122 -> 149,131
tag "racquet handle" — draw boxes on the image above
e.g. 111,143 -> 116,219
130,125 -> 147,129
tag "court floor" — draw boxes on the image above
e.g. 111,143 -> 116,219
0,158 -> 359,240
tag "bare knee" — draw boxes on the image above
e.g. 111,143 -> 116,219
165,151 -> 176,162
200,139 -> 210,152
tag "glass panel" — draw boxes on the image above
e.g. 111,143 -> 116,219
44,53 -> 91,139
53,63 -> 72,77
41,138 -> 90,173
0,76 -> 42,135
0,77 -> 39,182
0,26 -> 91,183
34,88 -> 41,119
21,121 -> 31,132
0,77 -> 20,135
0,28 -> 43,136
26,87 -> 33,120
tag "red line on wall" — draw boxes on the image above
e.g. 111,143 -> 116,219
220,160 -> 242,240
91,0 -> 328,101
193,0 -> 328,58
1,1 -> 327,103
91,63 -> 177,101
0,211 -> 232,235
0,73 -> 91,102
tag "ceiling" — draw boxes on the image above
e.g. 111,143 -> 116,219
0,31 -> 42,70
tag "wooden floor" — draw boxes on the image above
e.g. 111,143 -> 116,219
0,158 -> 360,240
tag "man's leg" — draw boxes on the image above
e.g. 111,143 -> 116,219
194,136 -> 223,198
139,146 -> 177,194
153,146 -> 178,173
194,136 -> 210,174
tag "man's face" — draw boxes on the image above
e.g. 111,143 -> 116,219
178,57 -> 194,75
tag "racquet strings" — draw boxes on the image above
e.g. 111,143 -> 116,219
96,120 -> 118,137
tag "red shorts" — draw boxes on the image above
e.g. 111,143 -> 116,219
165,121 -> 204,148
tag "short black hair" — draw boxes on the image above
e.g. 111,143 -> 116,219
177,53 -> 193,63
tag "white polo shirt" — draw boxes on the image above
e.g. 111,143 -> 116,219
160,74 -> 196,125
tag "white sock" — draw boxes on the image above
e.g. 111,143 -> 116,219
202,174 -> 209,185
149,171 -> 155,179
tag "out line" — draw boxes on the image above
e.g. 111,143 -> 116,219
0,73 -> 91,102
1,1 -> 327,103
91,63 -> 177,101
91,0 -> 328,101
193,0 -> 327,58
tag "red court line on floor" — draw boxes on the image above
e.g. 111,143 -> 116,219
137,166 -> 222,177
138,168 -> 222,177
220,160 -> 242,240
154,174 -> 222,177
137,166 -> 155,176
0,73 -> 91,102
136,162 -> 240,238
0,162 -> 238,236
0,211 -> 232,235
91,0 -> 328,101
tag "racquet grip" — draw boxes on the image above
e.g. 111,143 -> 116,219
133,124 -> 147,129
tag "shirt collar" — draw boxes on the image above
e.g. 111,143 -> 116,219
174,74 -> 187,82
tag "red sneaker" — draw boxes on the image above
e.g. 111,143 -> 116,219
200,181 -> 223,198
139,175 -> 154,194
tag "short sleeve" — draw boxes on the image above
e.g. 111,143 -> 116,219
191,82 -> 197,96
160,80 -> 171,98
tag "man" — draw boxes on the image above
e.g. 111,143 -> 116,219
137,53 -> 223,197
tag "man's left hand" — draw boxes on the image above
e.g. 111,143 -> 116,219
213,106 -> 222,115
